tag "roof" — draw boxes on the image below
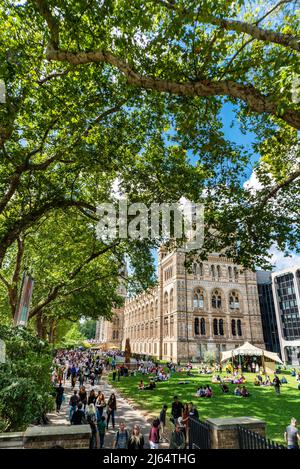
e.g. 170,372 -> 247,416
220,342 -> 283,364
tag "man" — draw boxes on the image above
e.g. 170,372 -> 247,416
69,390 -> 79,422
188,402 -> 199,420
273,375 -> 281,395
284,418 -> 300,449
71,403 -> 87,425
169,422 -> 186,449
113,421 -> 129,449
171,396 -> 184,425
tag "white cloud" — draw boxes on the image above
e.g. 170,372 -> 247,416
267,245 -> 300,271
243,170 -> 263,193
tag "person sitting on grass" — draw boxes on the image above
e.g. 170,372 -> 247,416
220,383 -> 229,394
145,379 -> 156,390
234,385 -> 242,396
281,376 -> 288,384
138,380 -> 145,390
241,386 -> 250,397
254,377 -> 260,386
205,385 -> 213,398
196,386 -> 206,397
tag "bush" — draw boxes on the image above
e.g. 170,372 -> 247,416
0,325 -> 54,432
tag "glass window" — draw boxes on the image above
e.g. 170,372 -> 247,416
231,319 -> 236,336
213,319 -> 218,335
194,318 -> 199,335
200,318 -> 206,335
219,319 -> 224,336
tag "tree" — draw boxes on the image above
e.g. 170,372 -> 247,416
0,0 -> 299,280
0,325 -> 53,431
125,338 -> 131,363
79,319 -> 97,340
28,0 -> 300,267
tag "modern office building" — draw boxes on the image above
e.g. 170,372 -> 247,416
256,271 -> 280,355
271,265 -> 300,365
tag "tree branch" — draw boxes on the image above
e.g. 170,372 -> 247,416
153,0 -> 300,50
45,47 -> 300,129
260,166 -> 300,205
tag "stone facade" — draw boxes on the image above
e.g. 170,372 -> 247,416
97,248 -> 265,362
95,264 -> 127,349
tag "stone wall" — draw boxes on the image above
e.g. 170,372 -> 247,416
0,432 -> 24,449
205,417 -> 266,449
23,425 -> 91,449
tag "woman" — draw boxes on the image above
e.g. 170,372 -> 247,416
88,389 -> 97,406
86,404 -> 98,449
106,393 -> 117,429
79,386 -> 87,411
128,425 -> 144,449
138,380 -> 144,390
55,383 -> 64,413
95,391 -> 106,421
181,404 -> 189,443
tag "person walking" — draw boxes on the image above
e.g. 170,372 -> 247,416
284,418 -> 300,449
106,393 -> 117,429
273,375 -> 281,395
159,404 -> 168,442
88,389 -> 97,406
86,404 -> 98,449
79,386 -> 87,411
69,390 -> 79,422
55,383 -> 64,413
97,416 -> 106,449
95,391 -> 106,422
113,421 -> 129,449
169,422 -> 186,449
128,425 -> 144,449
148,418 -> 160,449
171,396 -> 183,425
71,402 -> 87,425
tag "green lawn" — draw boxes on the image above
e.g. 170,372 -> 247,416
109,371 -> 300,443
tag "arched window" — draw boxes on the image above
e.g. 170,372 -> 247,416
229,292 -> 240,310
219,319 -> 224,336
199,263 -> 203,276
194,318 -> 200,335
164,292 -> 169,313
228,266 -> 233,280
200,318 -> 206,335
237,320 -> 242,336
193,293 -> 198,309
231,319 -> 236,336
170,289 -> 174,312
164,317 -> 168,336
211,265 -> 216,278
192,263 -> 197,275
234,267 -> 239,281
193,288 -> 205,309
212,290 -> 222,309
217,265 -> 221,279
213,319 -> 218,335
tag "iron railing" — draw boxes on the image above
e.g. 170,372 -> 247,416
238,426 -> 286,449
188,417 -> 211,449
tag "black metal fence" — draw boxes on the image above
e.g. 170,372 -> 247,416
238,426 -> 286,449
188,417 -> 211,449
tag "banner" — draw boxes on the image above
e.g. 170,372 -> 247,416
14,271 -> 34,326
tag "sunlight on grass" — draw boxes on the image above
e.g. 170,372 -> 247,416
110,371 -> 300,443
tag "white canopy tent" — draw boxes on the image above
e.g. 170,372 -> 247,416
221,342 -> 283,365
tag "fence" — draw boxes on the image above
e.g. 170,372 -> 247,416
189,417 -> 211,449
238,426 -> 286,449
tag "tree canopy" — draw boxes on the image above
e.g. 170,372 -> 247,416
0,0 -> 299,332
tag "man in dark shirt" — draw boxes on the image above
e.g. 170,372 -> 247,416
71,403 -> 87,425
171,396 -> 183,425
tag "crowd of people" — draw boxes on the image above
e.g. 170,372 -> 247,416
50,348 -> 300,449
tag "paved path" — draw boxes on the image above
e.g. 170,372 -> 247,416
46,374 -> 169,449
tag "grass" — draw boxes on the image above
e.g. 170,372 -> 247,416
109,370 -> 300,443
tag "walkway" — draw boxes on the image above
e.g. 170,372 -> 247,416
46,375 -> 169,449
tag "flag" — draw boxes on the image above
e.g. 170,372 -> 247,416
14,271 -> 34,326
